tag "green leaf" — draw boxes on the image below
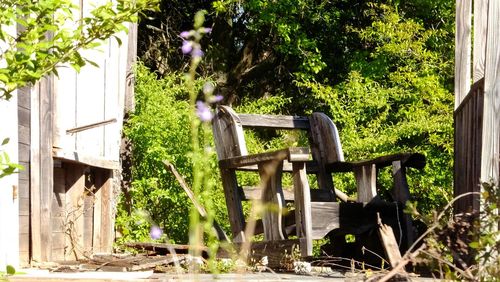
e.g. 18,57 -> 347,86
1,138 -> 9,146
6,265 -> 15,275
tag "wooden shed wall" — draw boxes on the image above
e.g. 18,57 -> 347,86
14,0 -> 136,263
454,0 -> 500,213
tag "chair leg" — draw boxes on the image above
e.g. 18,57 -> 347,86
259,160 -> 286,241
293,162 -> 313,257
392,160 -> 414,251
220,168 -> 245,242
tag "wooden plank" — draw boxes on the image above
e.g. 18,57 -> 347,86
219,168 -> 246,242
93,170 -> 103,253
238,113 -> 310,129
40,75 -> 54,262
377,215 -> 404,269
30,82 -> 42,262
18,125 -> 30,146
213,106 -> 248,159
83,169 -> 94,256
292,162 -> 313,257
18,107 -> 30,128
391,161 -> 413,251
310,202 -> 339,239
53,150 -> 120,170
353,164 -> 377,202
64,163 -> 85,260
455,0 -> 472,109
259,160 -> 286,241
454,80 -> 483,213
219,148 -> 309,169
124,23 -> 138,113
473,0 -> 488,82
240,186 -> 335,202
480,0 -> 500,184
100,169 -> 114,253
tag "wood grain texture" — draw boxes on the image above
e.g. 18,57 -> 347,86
454,80 -> 483,213
480,0 -> 500,184
292,162 -> 313,256
40,76 -> 54,261
238,113 -> 310,129
259,160 -> 286,241
473,0 -> 488,83
30,82 -> 42,262
354,164 -> 377,203
455,0 -> 472,108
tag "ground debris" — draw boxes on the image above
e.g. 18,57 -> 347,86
51,253 -> 188,272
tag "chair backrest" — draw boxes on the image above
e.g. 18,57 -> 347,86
212,105 -> 345,191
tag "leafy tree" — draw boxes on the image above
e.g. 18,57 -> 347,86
0,0 -> 159,100
135,0 -> 454,214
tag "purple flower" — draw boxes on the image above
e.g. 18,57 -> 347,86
196,101 -> 213,121
181,41 -> 193,54
208,95 -> 223,103
180,31 -> 190,38
192,48 -> 204,58
202,27 -> 212,34
150,226 -> 163,240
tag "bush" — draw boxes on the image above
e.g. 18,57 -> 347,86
116,63 -> 228,244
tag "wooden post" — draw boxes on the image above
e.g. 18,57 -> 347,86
259,160 -> 286,241
391,160 -> 414,251
292,162 -> 313,257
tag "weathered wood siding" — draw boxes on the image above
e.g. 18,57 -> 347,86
52,1 -> 130,170
17,86 -> 31,266
454,80 -> 483,213
454,0 -> 500,213
11,0 -> 137,263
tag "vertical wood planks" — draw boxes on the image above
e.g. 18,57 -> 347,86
481,0 -> 500,185
64,163 -> 85,260
473,0 -> 488,83
454,81 -> 483,213
17,86 -> 31,265
52,166 -> 66,260
99,169 -> 114,253
455,0 -> 472,109
40,76 -> 54,262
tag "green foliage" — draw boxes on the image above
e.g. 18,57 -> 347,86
116,63 -> 228,244
296,4 -> 453,211
0,0 -> 158,100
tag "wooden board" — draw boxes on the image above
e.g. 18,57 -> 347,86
480,0 -> 500,185
473,0 -> 488,83
454,0 -> 472,109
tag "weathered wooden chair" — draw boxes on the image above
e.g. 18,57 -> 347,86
212,105 -> 425,258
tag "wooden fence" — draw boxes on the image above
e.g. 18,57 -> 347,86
454,79 -> 483,214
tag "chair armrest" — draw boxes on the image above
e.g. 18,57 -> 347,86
218,147 -> 310,169
326,153 -> 426,173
